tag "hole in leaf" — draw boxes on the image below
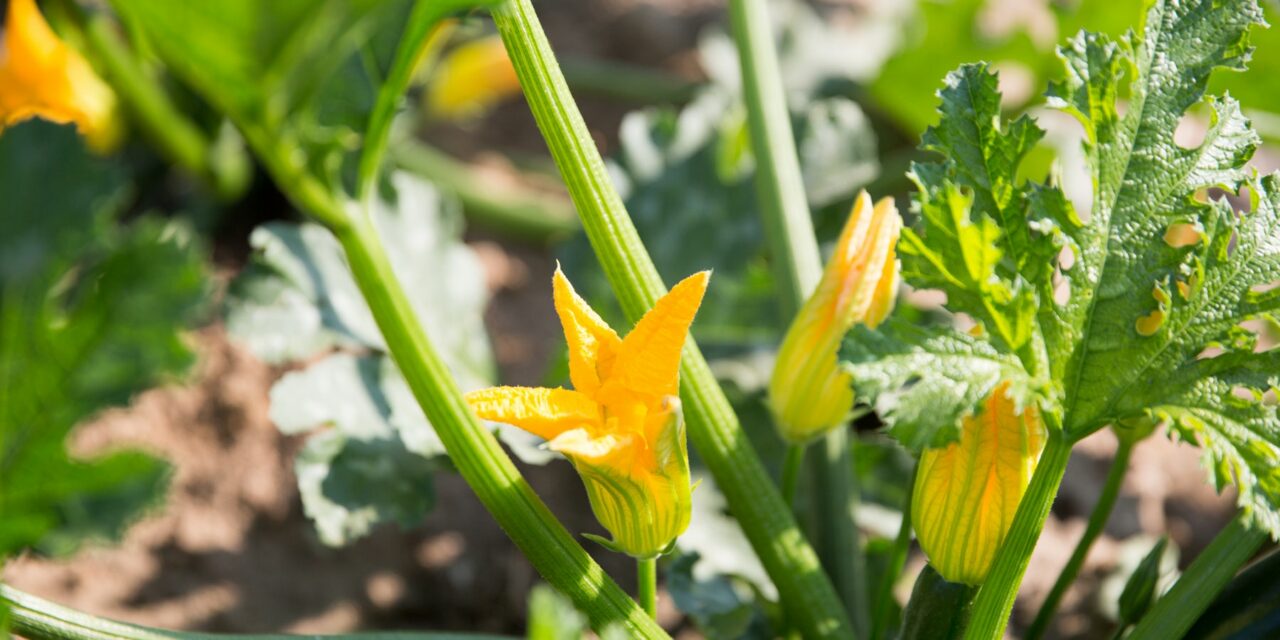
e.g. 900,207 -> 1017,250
1174,110 -> 1209,150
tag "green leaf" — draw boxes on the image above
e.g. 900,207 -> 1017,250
108,0 -> 387,122
867,0 -> 1280,537
0,122 -> 206,557
840,320 -> 1041,452
1049,0 -> 1265,431
226,173 -> 543,544
667,552 -> 768,640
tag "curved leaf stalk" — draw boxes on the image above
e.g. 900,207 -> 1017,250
222,38 -> 665,637
488,0 -> 853,637
1128,514 -> 1266,640
963,427 -> 1072,640
1,585 -> 510,640
357,0 -> 501,202
1026,438 -> 1134,640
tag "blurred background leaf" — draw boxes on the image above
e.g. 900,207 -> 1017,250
0,121 -> 207,558
225,172 -> 549,546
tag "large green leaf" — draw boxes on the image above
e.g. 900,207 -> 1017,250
846,0 -> 1280,538
226,172 -> 541,545
0,122 -> 207,557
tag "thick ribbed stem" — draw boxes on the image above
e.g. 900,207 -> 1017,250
963,428 -> 1072,640
1026,438 -> 1134,640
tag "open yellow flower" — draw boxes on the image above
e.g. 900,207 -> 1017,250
425,34 -> 521,121
768,190 -> 901,443
466,267 -> 709,558
912,381 -> 1045,585
0,0 -> 119,150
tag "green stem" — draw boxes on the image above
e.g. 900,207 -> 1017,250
963,428 -> 1072,640
780,444 -> 805,507
726,0 -> 822,315
357,0 -> 485,202
809,428 -> 869,637
489,1 -> 853,637
56,0 -> 248,199
637,558 -> 658,620
870,464 -> 916,640
392,142 -> 578,242
1026,438 -> 1134,640
1127,514 -> 1266,640
1,585 -> 508,640
332,216 -> 666,638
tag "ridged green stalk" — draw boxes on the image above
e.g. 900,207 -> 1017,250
489,0 -> 853,637
234,91 -> 667,640
963,428 -> 1072,640
330,214 -> 667,638
1026,439 -> 1134,640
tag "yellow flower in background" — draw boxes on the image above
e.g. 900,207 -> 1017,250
768,191 -> 901,443
912,382 -> 1046,585
466,267 -> 709,558
0,0 -> 119,150
425,34 -> 521,121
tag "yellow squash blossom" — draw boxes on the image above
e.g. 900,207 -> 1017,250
425,34 -> 521,121
768,190 -> 901,443
0,0 -> 119,150
912,382 -> 1045,585
466,267 -> 709,558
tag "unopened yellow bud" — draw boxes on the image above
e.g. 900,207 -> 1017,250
912,382 -> 1045,585
425,35 -> 520,121
0,0 -> 120,151
768,191 -> 901,443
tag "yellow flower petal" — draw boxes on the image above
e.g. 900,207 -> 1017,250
768,192 -> 901,442
912,382 -> 1045,585
609,271 -> 710,401
0,0 -> 119,150
425,34 -> 521,121
552,266 -> 621,396
465,386 -> 599,441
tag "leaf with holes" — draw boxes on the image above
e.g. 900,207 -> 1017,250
844,0 -> 1280,536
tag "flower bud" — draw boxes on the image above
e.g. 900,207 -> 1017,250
912,382 -> 1045,585
0,0 -> 120,151
553,396 -> 691,558
768,191 -> 901,443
